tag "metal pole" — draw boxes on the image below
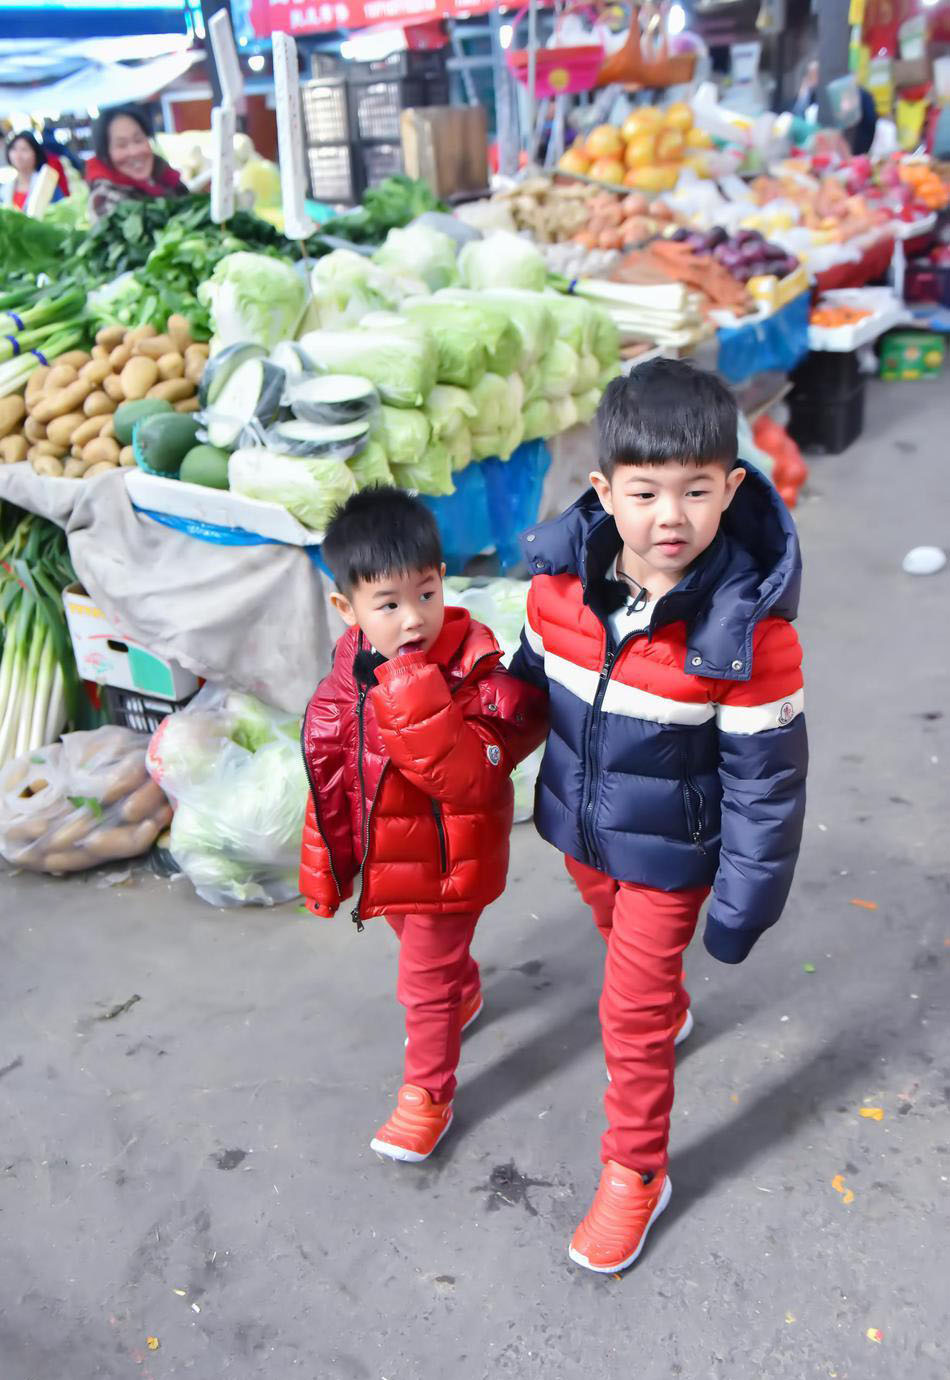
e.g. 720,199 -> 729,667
816,0 -> 850,127
489,8 -> 519,177
527,0 -> 538,161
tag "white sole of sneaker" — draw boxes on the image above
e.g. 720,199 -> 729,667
370,1110 -> 454,1164
405,996 -> 484,1049
568,1174 -> 672,1274
674,1008 -> 694,1046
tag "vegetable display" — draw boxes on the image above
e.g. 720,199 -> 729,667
0,725 -> 171,873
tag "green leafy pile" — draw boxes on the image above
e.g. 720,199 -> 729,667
310,175 -> 446,247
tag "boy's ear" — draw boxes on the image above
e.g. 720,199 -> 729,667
589,470 -> 614,515
722,464 -> 746,510
329,591 -> 358,627
440,562 -> 446,579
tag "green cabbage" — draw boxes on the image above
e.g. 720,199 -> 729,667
425,384 -> 478,441
575,351 -> 601,393
297,249 -> 406,332
373,224 -> 459,292
298,324 -> 437,408
428,290 -> 523,376
521,398 -> 555,443
574,387 -> 602,425
550,394 -> 579,434
540,291 -> 599,354
198,251 -> 309,353
228,448 -> 357,530
479,290 -> 554,371
528,340 -> 581,401
591,308 -> 621,368
469,372 -> 525,460
375,406 -> 431,467
347,440 -> 395,489
392,440 -> 455,496
400,298 -> 488,389
458,232 -> 548,291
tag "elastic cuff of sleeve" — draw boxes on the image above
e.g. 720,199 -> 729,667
374,650 -> 428,683
702,916 -> 760,965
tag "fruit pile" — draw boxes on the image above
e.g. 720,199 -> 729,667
809,303 -> 871,328
571,191 -> 677,253
668,227 -> 800,283
558,102 -> 713,194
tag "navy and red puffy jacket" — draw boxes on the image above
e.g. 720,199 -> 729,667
509,462 -> 808,964
299,606 -> 547,923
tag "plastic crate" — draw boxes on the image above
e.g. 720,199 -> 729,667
349,78 -> 426,141
879,329 -> 946,380
311,52 -> 343,78
103,686 -> 193,736
301,79 -> 350,144
787,380 -> 865,455
346,50 -> 447,82
307,144 -> 360,203
792,348 -> 860,400
360,141 -> 404,186
904,261 -> 950,309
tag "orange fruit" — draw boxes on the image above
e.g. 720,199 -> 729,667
586,124 -> 624,160
589,156 -> 625,185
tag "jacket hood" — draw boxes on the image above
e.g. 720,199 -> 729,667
520,462 -> 801,682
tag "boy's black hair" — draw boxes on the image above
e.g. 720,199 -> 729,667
597,359 -> 738,478
322,486 -> 443,595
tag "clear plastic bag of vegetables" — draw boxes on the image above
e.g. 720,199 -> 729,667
0,725 -> 172,874
146,685 -> 308,908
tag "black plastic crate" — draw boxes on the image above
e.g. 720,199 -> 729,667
346,50 -> 447,82
103,686 -> 193,736
311,52 -> 343,78
301,79 -> 350,144
791,348 -> 860,401
787,379 -> 865,455
360,141 -> 404,187
307,143 -> 360,203
349,78 -> 427,141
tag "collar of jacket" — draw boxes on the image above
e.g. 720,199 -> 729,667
334,605 -> 503,692
519,461 -> 802,683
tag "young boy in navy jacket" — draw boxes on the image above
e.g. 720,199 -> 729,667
510,359 -> 807,1274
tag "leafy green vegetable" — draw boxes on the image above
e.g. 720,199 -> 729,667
392,440 -> 455,497
373,225 -> 458,292
198,252 -> 309,352
0,208 -> 68,273
375,406 -> 431,468
347,440 -> 395,490
311,175 -> 446,247
228,449 -> 357,530
458,232 -> 548,292
298,323 -> 437,409
526,341 -> 581,402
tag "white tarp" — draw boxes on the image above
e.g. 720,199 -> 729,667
0,49 -> 200,118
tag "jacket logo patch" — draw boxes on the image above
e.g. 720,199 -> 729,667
778,701 -> 795,725
486,744 -> 502,766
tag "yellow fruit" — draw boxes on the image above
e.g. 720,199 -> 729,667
623,164 -> 680,192
585,124 -> 624,160
621,107 -> 664,141
558,147 -> 591,175
655,129 -> 685,163
686,126 -> 714,149
589,156 -> 626,185
624,132 -> 656,169
663,101 -> 694,132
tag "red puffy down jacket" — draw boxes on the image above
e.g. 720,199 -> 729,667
299,607 -> 547,924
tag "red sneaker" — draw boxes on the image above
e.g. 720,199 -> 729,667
405,988 -> 483,1048
569,1161 -> 671,1273
674,1006 -> 693,1046
370,1085 -> 453,1163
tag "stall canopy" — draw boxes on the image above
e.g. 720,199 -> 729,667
247,0 -> 500,37
0,2 -> 188,41
0,38 -> 200,117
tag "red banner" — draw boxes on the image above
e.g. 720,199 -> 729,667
249,0 -> 499,36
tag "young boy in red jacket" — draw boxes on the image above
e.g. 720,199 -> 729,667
300,488 -> 546,1163
510,359 -> 807,1274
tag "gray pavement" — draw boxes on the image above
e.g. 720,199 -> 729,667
2,378 -> 949,1380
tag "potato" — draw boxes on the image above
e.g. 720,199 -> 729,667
84,460 -> 119,479
25,366 -> 50,405
72,413 -> 110,448
46,411 -> 87,449
91,344 -> 111,361
119,445 -> 135,467
29,452 -> 64,477
120,780 -> 168,824
0,434 -> 28,463
102,373 -> 125,403
96,324 -> 127,350
33,379 -> 93,424
167,314 -> 193,352
42,850 -> 96,874
109,343 -> 132,373
132,334 -> 175,359
174,397 -> 201,413
82,436 -> 120,466
24,416 -> 46,444
126,324 -> 156,343
80,357 -> 112,386
0,394 -> 25,439
156,352 -> 185,380
100,752 -> 149,807
184,354 -> 206,385
46,810 -> 98,850
56,350 -> 91,371
100,416 -> 115,439
34,439 -> 68,459
63,458 -> 86,479
120,357 -> 159,400
83,390 -> 116,417
184,342 -> 209,365
46,364 -> 78,391
146,378 -> 193,403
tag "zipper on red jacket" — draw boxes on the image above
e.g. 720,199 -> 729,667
431,799 -> 448,872
299,718 -> 342,904
350,684 -> 370,932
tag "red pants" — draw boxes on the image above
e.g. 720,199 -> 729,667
386,912 -> 481,1104
566,856 -> 709,1176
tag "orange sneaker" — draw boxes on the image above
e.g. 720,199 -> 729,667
405,988 -> 484,1048
674,1007 -> 694,1046
569,1161 -> 672,1274
370,1085 -> 453,1163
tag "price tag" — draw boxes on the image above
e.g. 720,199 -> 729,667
273,32 -> 316,243
211,105 -> 236,223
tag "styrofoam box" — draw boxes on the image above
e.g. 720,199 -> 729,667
62,583 -> 200,702
124,470 -> 324,547
808,288 -> 906,353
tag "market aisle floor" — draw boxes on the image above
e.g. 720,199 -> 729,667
2,379 -> 949,1380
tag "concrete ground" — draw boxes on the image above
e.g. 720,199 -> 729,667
2,378 -> 949,1380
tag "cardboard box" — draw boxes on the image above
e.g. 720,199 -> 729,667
62,584 -> 200,701
400,105 -> 488,200
879,330 -> 946,380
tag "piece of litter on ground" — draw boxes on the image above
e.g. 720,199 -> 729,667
831,1174 -> 855,1204
860,1107 -> 884,1121
96,868 -> 132,888
191,1303 -> 201,1313
273,1184 -> 279,1194
817,823 -> 827,832
902,545 -> 946,576
146,1337 -> 160,1351
730,1093 -> 740,1103
780,1015 -> 789,1022
785,1312 -> 796,1324
803,963 -> 815,973
538,1108 -> 550,1118
172,1288 -> 186,1297
849,898 -> 878,911
842,1189 -> 855,1204
754,1185 -> 772,1193
866,1327 -> 884,1344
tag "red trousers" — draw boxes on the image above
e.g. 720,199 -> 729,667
565,856 -> 709,1176
386,912 -> 481,1104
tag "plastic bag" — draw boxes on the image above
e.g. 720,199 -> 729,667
146,685 -> 307,907
0,725 -> 171,874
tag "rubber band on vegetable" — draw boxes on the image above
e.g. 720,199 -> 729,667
4,335 -> 20,355
3,312 -> 24,331
30,349 -> 49,366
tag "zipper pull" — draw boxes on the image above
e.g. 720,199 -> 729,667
350,907 -> 364,933
692,831 -> 707,856
600,651 -> 615,679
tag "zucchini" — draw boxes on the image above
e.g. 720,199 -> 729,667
205,358 -> 285,449
288,373 -> 379,426
268,417 -> 370,459
270,341 -> 314,380
197,341 -> 268,408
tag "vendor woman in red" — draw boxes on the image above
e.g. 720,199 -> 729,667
86,106 -> 187,222
2,131 -> 66,211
